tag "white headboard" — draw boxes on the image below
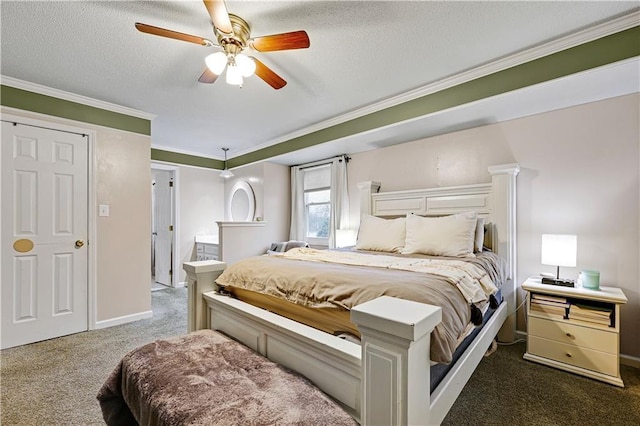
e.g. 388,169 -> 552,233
357,163 -> 520,341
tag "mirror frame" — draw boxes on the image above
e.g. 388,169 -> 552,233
227,180 -> 256,221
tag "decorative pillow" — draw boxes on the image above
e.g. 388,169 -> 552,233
474,217 -> 485,253
269,240 -> 309,253
401,212 -> 478,257
355,215 -> 406,253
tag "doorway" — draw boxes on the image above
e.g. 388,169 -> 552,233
150,164 -> 179,290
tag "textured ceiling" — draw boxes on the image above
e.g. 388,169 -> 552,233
1,1 -> 638,163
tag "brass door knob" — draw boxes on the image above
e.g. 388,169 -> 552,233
75,240 -> 85,248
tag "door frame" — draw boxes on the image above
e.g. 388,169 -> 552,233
0,110 -> 98,330
150,162 -> 180,288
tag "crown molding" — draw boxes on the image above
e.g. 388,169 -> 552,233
151,143 -> 221,160
0,105 -> 152,138
230,11 -> 640,160
0,75 -> 156,120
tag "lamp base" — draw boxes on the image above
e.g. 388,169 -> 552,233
541,277 -> 575,287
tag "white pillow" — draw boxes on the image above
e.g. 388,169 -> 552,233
475,217 -> 485,252
401,212 -> 477,257
356,215 -> 406,253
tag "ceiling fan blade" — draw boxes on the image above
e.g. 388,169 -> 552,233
249,30 -> 310,52
251,57 -> 287,90
203,0 -> 233,36
135,22 -> 212,46
198,68 -> 219,84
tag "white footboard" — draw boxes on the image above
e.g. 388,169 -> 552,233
203,292 -> 362,417
201,291 -> 507,425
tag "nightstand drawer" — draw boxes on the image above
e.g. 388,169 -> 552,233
528,336 -> 618,377
528,317 -> 617,354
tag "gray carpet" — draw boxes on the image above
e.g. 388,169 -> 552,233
1,287 -> 639,425
1,287 -> 188,425
443,342 -> 640,426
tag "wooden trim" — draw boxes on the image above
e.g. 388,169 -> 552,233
1,76 -> 154,119
0,85 -> 151,135
228,25 -> 640,168
216,221 -> 267,227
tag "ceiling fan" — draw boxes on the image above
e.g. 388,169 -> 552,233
135,0 -> 310,89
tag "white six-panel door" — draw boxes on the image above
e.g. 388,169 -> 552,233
1,121 -> 88,349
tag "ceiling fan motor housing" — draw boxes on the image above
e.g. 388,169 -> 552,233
216,14 -> 251,54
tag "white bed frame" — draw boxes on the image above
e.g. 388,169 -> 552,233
184,164 -> 519,425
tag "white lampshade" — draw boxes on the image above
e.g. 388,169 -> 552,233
225,63 -> 243,86
235,54 -> 256,77
205,51 -> 227,75
541,234 -> 577,267
219,169 -> 234,179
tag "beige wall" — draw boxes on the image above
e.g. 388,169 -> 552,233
1,107 -> 153,323
95,129 -> 151,321
347,93 -> 640,359
177,165 -> 225,283
263,162 -> 291,245
223,162 -> 290,247
224,163 -> 264,221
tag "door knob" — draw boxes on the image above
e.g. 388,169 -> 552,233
75,240 -> 85,248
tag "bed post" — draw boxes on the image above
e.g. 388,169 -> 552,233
358,181 -> 381,217
488,164 -> 520,343
351,296 -> 442,426
183,260 -> 226,332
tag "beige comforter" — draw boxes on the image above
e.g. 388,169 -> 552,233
215,249 -> 505,364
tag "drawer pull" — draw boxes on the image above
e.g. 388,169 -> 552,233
565,353 -> 572,358
565,333 -> 574,339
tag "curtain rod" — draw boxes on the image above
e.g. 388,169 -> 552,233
295,154 -> 351,170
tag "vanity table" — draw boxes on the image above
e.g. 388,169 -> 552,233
195,235 -> 219,261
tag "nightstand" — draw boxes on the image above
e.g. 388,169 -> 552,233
522,277 -> 628,387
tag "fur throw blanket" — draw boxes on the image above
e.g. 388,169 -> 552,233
97,330 -> 356,425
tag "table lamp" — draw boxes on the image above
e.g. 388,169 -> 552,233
541,234 -> 577,287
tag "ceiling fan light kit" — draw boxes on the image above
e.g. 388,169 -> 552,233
205,51 -> 227,75
136,0 -> 310,90
206,51 -> 257,87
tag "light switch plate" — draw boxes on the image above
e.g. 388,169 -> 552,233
99,204 -> 109,217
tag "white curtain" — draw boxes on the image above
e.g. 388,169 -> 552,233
329,156 -> 349,248
289,165 -> 305,241
290,156 -> 350,248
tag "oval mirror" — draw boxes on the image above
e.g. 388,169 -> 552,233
227,181 -> 255,221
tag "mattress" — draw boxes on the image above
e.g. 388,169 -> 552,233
217,249 -> 506,364
430,289 -> 502,392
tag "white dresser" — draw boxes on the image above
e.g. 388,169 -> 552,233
195,235 -> 219,261
522,277 -> 627,387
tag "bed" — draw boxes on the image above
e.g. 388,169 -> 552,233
185,163 -> 519,425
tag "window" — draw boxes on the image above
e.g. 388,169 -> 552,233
290,156 -> 349,248
302,164 -> 331,245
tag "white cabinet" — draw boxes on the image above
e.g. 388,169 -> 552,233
522,277 -> 627,387
195,236 -> 219,261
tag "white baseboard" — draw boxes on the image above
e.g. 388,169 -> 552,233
620,354 -> 640,369
94,310 -> 153,330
